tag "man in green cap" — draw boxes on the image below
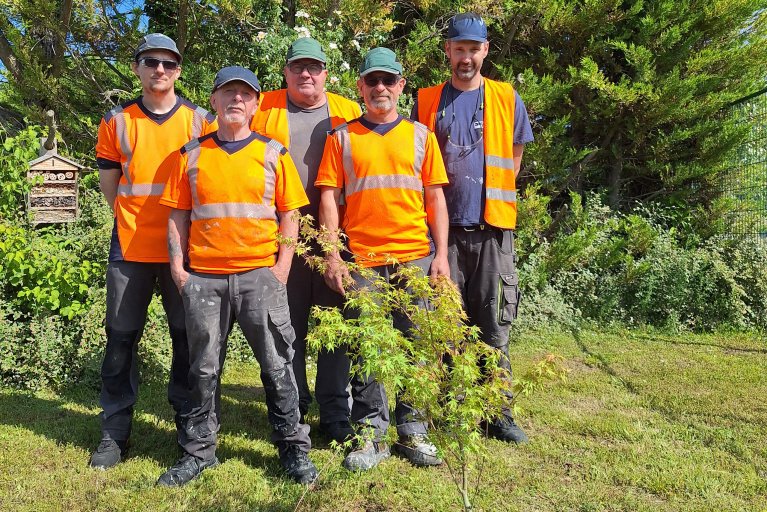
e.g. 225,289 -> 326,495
252,38 -> 362,444
315,47 -> 450,471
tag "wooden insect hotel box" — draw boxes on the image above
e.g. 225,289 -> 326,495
27,151 -> 83,224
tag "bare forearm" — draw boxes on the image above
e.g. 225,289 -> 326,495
318,188 -> 342,258
425,186 -> 448,256
98,169 -> 120,214
275,209 -> 299,270
167,209 -> 191,277
513,144 -> 525,178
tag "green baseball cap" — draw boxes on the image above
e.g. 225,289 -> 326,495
286,37 -> 327,64
359,47 -> 403,76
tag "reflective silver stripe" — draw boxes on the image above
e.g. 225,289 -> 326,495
337,128 -> 354,190
117,183 -> 165,197
186,144 -> 202,208
487,155 -> 516,170
191,107 -> 206,137
486,188 -> 517,202
112,107 -> 133,185
347,175 -> 423,195
191,203 -> 276,221
263,141 -> 282,205
413,121 -> 427,178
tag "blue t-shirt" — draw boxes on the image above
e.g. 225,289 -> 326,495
412,83 -> 534,226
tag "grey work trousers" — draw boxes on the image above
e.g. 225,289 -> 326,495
99,260 -> 190,442
447,226 -> 521,419
345,254 -> 434,440
286,253 -> 352,424
179,267 -> 311,460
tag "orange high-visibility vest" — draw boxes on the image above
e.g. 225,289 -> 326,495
417,78 -> 518,229
161,132 -> 308,273
96,97 -> 216,262
251,90 -> 362,146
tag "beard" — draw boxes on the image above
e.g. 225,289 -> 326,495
368,96 -> 394,114
146,79 -> 174,94
453,63 -> 479,82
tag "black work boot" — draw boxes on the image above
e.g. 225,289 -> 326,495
342,439 -> 390,471
482,417 -> 529,444
156,453 -> 219,487
393,434 -> 443,466
89,438 -> 127,469
319,420 -> 355,444
279,444 -> 318,484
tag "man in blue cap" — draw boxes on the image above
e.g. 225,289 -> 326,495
158,66 -> 318,486
413,13 -> 534,444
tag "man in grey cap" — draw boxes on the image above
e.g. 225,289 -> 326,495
91,32 -> 216,469
252,37 -> 362,444
412,13 -> 535,444
159,66 -> 317,486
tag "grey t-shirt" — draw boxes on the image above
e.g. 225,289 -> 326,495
287,98 -> 332,219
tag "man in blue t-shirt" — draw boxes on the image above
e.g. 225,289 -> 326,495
412,13 -> 534,444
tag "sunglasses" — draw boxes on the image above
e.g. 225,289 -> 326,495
138,57 -> 180,71
363,74 -> 401,87
287,62 -> 325,76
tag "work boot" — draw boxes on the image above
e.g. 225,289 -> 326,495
89,438 -> 127,469
342,439 -> 390,472
319,420 -> 355,444
156,453 -> 219,487
279,444 -> 318,484
482,417 -> 529,444
393,433 -> 443,466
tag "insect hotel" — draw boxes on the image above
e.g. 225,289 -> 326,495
27,112 -> 84,224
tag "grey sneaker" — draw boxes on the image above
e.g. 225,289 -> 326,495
156,454 -> 219,487
89,438 -> 127,469
482,417 -> 529,444
342,440 -> 390,471
393,434 -> 443,466
279,444 -> 318,484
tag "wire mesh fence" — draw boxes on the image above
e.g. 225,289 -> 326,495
722,87 -> 767,241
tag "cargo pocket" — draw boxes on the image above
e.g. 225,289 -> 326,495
497,273 -> 520,325
268,303 -> 296,354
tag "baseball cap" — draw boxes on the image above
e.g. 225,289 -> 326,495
358,47 -> 403,76
286,37 -> 327,64
212,66 -> 261,94
447,13 -> 488,43
134,33 -> 182,62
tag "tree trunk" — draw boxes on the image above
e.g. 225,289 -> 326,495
176,0 -> 189,56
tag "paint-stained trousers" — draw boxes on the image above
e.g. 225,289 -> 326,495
345,254 -> 434,440
447,226 -> 521,419
286,253 -> 352,424
179,267 -> 311,461
100,261 -> 190,442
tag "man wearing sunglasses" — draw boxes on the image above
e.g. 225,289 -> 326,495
316,47 -> 450,471
252,38 -> 361,445
412,13 -> 535,444
91,33 -> 216,470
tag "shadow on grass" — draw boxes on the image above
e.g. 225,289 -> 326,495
569,327 -> 639,395
633,333 -> 767,354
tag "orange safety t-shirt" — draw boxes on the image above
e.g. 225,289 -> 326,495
96,96 -> 216,262
160,132 -> 309,273
315,116 -> 448,267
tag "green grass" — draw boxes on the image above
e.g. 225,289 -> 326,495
1,329 -> 766,511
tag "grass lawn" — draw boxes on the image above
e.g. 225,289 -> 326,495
1,329 -> 765,511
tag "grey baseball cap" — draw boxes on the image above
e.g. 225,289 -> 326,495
134,33 -> 182,62
212,66 -> 261,94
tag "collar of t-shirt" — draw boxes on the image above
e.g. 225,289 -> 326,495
137,96 -> 182,124
358,115 -> 403,135
212,131 -> 258,154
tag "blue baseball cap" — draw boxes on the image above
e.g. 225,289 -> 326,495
447,13 -> 488,43
212,66 -> 261,94
134,33 -> 182,62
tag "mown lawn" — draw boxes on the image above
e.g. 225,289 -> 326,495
1,329 -> 765,512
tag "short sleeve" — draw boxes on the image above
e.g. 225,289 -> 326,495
159,150 -> 192,210
513,91 -> 534,145
314,132 -> 345,189
421,131 -> 449,187
95,117 -> 122,170
275,151 -> 310,212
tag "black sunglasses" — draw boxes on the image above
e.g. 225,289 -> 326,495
363,74 -> 401,87
287,62 -> 325,76
138,57 -> 180,71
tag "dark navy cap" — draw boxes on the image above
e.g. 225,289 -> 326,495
447,13 -> 488,42
134,33 -> 182,62
212,66 -> 261,94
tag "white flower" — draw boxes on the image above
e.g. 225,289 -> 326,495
329,42 -> 338,50
516,73 -> 525,84
256,31 -> 266,41
333,10 -> 342,16
351,40 -> 360,51
340,61 -> 350,71
293,26 -> 311,38
295,10 -> 310,18
329,76 -> 339,84
327,21 -> 333,27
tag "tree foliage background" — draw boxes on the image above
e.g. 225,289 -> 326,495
0,1 -> 766,388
